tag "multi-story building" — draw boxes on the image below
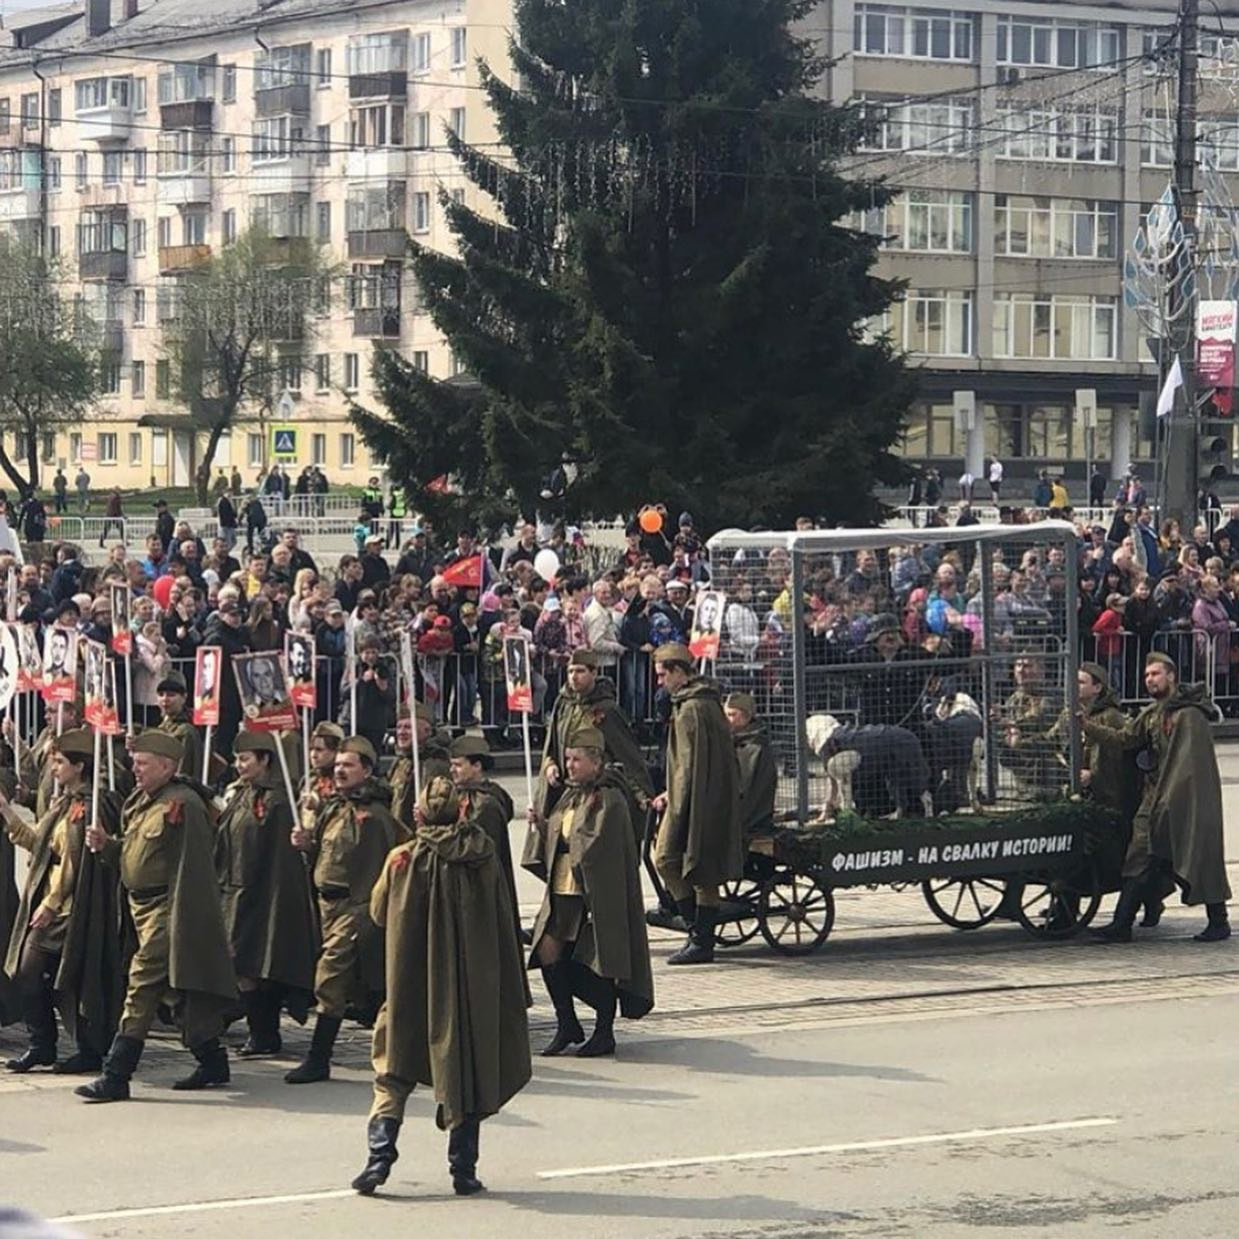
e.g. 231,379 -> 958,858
0,0 -> 512,490
812,0 -> 1238,493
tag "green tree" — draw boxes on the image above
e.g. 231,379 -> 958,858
159,229 -> 328,503
0,242 -> 100,497
352,0 -> 912,530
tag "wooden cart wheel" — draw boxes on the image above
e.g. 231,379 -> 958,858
715,878 -> 762,947
758,864 -> 835,955
1014,863 -> 1101,939
921,877 -> 1007,930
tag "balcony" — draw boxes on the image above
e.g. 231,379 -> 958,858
349,71 -> 407,100
353,307 -> 401,338
0,187 -> 41,221
77,103 -> 133,144
160,100 -> 214,131
80,250 -> 128,281
347,228 -> 408,260
158,169 -> 211,206
346,148 -> 408,181
159,243 -> 211,275
251,154 -> 311,196
254,83 -> 310,118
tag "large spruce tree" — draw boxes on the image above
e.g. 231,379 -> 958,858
352,0 -> 913,530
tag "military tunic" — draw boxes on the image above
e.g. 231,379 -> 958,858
997,688 -> 1061,795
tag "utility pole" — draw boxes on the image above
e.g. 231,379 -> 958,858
1164,0 -> 1200,526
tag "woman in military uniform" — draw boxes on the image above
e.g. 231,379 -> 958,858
216,731 -> 317,1057
2,729 -> 123,1074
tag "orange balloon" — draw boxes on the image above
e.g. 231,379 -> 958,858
638,507 -> 662,534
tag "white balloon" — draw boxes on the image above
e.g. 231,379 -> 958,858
533,548 -> 561,581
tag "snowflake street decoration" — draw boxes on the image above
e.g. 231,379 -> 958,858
1124,182 -> 1196,353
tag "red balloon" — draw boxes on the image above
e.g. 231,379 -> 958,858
152,575 -> 174,611
638,507 -> 662,534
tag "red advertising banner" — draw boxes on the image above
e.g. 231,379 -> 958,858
193,645 -> 223,727
1198,300 -> 1237,415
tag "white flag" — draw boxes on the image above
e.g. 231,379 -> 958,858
1156,355 -> 1184,418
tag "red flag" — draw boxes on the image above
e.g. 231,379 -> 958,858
441,554 -> 482,589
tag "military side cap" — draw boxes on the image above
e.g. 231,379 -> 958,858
419,775 -> 460,826
1078,662 -> 1109,687
312,721 -> 346,745
235,730 -> 276,755
566,726 -> 605,751
568,648 -> 599,668
412,701 -> 434,725
54,728 -> 94,759
131,731 -> 183,762
653,643 -> 692,665
450,735 -> 491,761
157,671 -> 188,694
725,691 -> 757,719
1146,651 -> 1178,672
341,735 -> 377,765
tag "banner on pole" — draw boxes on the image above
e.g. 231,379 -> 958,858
83,638 -> 121,734
688,589 -> 726,661
0,622 -> 16,711
41,627 -> 78,703
14,623 -> 40,694
1198,300 -> 1237,414
233,649 -> 296,731
109,582 -> 132,654
193,645 -> 222,726
285,631 -> 316,710
504,634 -> 533,713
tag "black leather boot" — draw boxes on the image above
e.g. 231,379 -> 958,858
173,1038 -> 231,1090
1090,879 -> 1144,943
538,962 -> 584,1057
238,990 -> 283,1057
448,1116 -> 484,1196
570,964 -> 616,1058
351,1117 -> 401,1195
52,1046 -> 104,1075
75,1034 -> 143,1102
6,981 -> 58,1072
1195,902 -> 1231,942
668,905 -> 717,965
285,1014 -> 342,1084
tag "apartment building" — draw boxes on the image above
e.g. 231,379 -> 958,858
812,0 -> 1239,489
0,0 -> 513,490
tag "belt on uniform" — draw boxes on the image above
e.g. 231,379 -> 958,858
317,885 -> 350,901
128,885 -> 169,901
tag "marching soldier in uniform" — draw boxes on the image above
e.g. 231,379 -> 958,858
996,655 -> 1062,797
724,692 -> 778,839
307,721 -> 345,801
389,703 -> 452,831
351,777 -> 530,1198
537,649 -> 652,824
153,672 -> 204,782
651,644 -> 741,965
216,731 -> 317,1058
77,731 -> 237,1102
3,730 -> 123,1075
16,699 -> 83,819
287,736 -> 403,1084
524,728 -> 653,1058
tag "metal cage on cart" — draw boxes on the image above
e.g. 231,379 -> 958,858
704,523 -> 1084,824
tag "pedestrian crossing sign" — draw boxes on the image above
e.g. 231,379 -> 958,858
272,426 -> 297,458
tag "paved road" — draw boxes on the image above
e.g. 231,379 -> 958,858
6,747 -> 1239,1236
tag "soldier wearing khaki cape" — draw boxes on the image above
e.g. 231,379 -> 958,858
351,777 -> 531,1198
152,672 -> 204,781
724,693 -> 778,838
287,735 -> 404,1084
215,731 -> 318,1057
77,731 -> 237,1102
651,644 -> 741,965
524,728 -> 653,1058
389,702 -> 451,830
3,730 -> 124,1075
1083,652 -> 1232,943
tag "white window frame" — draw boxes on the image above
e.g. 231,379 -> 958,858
98,432 -> 118,463
129,431 -> 143,463
996,16 -> 1120,70
861,189 -> 973,253
993,196 -> 1118,260
340,432 -> 356,468
450,27 -> 468,67
858,96 -> 975,156
853,6 -> 973,62
993,294 -> 1117,361
344,353 -> 360,392
996,102 -> 1118,165
883,289 -> 974,357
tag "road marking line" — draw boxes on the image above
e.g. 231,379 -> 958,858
537,1117 -> 1118,1179
50,1189 -> 357,1224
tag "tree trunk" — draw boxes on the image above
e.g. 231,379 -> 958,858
194,419 -> 229,504
0,436 -> 32,499
23,415 -> 39,494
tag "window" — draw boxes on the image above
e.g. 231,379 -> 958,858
994,196 -> 1118,259
316,48 -> 333,87
860,189 -> 973,253
315,124 -> 330,166
413,191 -> 430,233
222,65 -> 237,103
450,187 -> 465,207
312,432 -> 327,464
450,351 -> 465,377
252,193 -> 308,237
449,107 -> 466,140
882,289 -> 973,356
281,354 -> 302,393
412,32 -> 431,73
993,294 -> 1117,360
340,433 -> 356,467
221,136 -> 235,173
347,182 -> 405,232
48,226 -> 59,257
100,356 -> 121,395
853,6 -> 973,61
0,99 -> 10,134
222,209 -> 236,245
247,433 -> 263,468
313,275 -> 331,315
451,27 -> 467,66
344,353 -> 360,391
69,432 -> 82,463
48,156 -> 60,192
349,261 -> 401,311
157,61 -> 213,105
41,434 -> 54,464
128,431 -> 142,463
996,16 -> 1120,69
996,102 -> 1118,164
315,353 -> 330,390
858,96 -> 974,156
132,218 -> 146,256
133,148 -> 146,183
349,103 -> 404,149
75,153 -> 87,189
155,359 -> 171,399
97,432 -> 117,463
78,208 -> 127,255
347,32 -> 408,75
133,78 -> 146,113
1200,117 -> 1239,170
256,45 -> 311,91
20,92 -> 37,130
157,129 -> 208,175
412,350 -> 429,373
253,116 -> 304,163
75,76 -> 130,112
410,111 -> 430,149
103,150 -> 122,185
183,210 -> 207,245
48,89 -> 60,126
316,201 -> 331,241
133,288 -> 145,323
131,362 -> 145,397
